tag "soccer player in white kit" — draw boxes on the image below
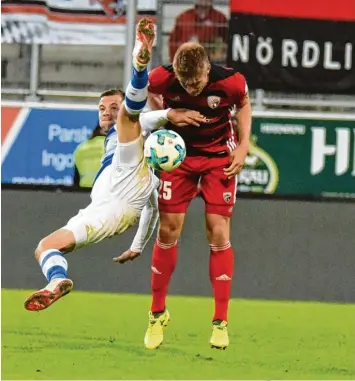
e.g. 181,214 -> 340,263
87,88 -> 159,264
24,18 -> 160,312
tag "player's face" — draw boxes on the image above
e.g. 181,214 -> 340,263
98,94 -> 123,131
178,63 -> 210,96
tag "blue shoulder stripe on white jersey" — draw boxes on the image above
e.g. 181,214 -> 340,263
92,124 -> 117,187
92,152 -> 114,187
106,125 -> 117,140
103,124 -> 117,162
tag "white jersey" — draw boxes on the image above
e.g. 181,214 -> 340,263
64,124 -> 158,248
90,124 -> 154,204
89,125 -> 118,201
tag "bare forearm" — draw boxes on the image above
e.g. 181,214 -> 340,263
236,102 -> 252,150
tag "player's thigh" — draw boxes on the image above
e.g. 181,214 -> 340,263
200,161 -> 237,217
62,204 -> 135,250
116,104 -> 140,143
158,167 -> 199,214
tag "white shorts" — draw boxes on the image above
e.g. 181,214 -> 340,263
63,200 -> 139,249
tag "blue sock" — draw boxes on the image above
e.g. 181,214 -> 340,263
132,67 -> 148,79
39,249 -> 68,282
125,68 -> 148,115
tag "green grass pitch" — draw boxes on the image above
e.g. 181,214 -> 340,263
2,289 -> 354,380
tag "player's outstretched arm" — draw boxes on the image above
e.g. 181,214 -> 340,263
113,189 -> 159,264
140,108 -> 206,132
116,18 -> 155,144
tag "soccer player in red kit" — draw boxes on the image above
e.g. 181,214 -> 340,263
144,42 -> 252,350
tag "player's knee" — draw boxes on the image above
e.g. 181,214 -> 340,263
158,222 -> 182,244
206,226 -> 228,245
158,213 -> 184,244
34,234 -> 69,261
206,217 -> 230,246
34,238 -> 49,261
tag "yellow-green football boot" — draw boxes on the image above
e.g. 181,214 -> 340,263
210,320 -> 229,350
144,309 -> 170,349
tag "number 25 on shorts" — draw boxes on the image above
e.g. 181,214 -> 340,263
158,180 -> 172,200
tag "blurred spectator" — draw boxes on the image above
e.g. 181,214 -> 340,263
73,122 -> 106,188
169,0 -> 228,64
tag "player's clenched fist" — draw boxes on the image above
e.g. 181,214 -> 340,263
167,108 -> 205,127
113,250 -> 141,264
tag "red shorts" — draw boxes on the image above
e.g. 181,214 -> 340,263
158,156 -> 237,217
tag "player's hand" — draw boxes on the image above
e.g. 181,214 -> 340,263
224,143 -> 249,179
167,108 -> 205,127
113,250 -> 141,264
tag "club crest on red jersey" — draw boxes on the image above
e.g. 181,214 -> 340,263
207,95 -> 221,109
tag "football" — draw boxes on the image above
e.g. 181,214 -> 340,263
144,129 -> 186,172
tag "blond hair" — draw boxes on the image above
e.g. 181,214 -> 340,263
173,42 -> 209,78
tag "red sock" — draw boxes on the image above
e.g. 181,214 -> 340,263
209,242 -> 234,322
151,239 -> 177,313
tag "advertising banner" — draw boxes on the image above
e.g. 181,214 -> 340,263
227,0 -> 355,94
1,0 -> 156,45
1,104 -> 97,186
239,114 -> 355,199
2,103 -> 354,199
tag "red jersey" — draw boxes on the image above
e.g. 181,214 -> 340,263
148,64 -> 248,157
